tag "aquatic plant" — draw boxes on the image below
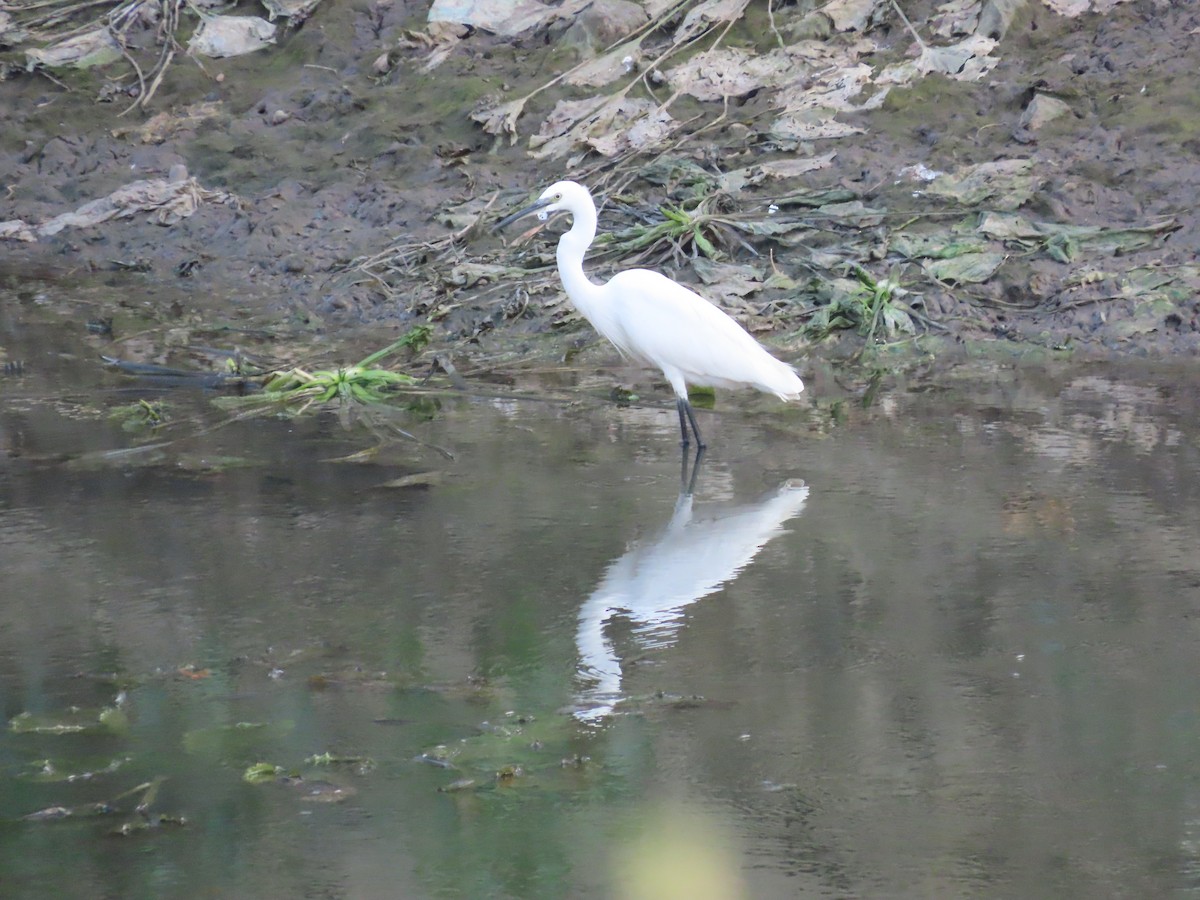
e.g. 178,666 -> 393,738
227,330 -> 427,413
806,266 -> 915,346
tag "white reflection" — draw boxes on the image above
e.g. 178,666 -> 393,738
575,473 -> 809,721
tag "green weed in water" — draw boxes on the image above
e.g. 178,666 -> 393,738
222,329 -> 429,414
108,399 -> 168,432
213,326 -> 452,457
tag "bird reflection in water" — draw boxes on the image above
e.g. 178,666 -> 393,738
574,452 -> 809,721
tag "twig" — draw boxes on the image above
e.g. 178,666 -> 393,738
110,24 -> 147,111
889,0 -> 927,48
767,0 -> 785,50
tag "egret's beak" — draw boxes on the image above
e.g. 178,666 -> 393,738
493,196 -> 554,232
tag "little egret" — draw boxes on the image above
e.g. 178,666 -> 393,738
495,181 -> 803,448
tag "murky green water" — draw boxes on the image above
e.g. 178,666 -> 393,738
4,282 -> 1200,899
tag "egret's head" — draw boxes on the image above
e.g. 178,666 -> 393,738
494,180 -> 590,231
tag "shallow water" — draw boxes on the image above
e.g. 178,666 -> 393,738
4,285 -> 1200,899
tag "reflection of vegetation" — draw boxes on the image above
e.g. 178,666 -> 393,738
243,762 -> 285,783
182,721 -> 295,759
19,756 -> 131,783
10,705 -> 129,736
417,711 -> 585,795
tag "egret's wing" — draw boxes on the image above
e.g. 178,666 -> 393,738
604,269 -> 800,396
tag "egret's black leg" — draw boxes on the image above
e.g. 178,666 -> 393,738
677,398 -> 706,449
676,398 -> 691,447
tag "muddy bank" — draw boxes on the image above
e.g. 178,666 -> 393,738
1,0 -> 1198,366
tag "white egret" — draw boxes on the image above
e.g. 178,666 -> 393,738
495,181 -> 803,448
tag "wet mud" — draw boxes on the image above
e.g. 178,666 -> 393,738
1,0 -> 1198,362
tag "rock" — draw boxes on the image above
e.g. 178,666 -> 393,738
1015,92 -> 1072,142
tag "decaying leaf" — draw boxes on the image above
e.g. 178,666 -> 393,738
471,97 -> 529,142
667,47 -> 790,100
528,95 -> 609,154
1041,0 -> 1133,16
930,0 -> 981,37
978,212 -> 1178,258
923,251 -> 1007,283
116,101 -> 223,145
0,221 -> 37,242
719,153 -> 837,193
672,0 -> 751,44
821,0 -> 884,32
687,260 -> 766,310
588,100 -> 675,157
890,231 -> 988,259
530,95 -> 675,160
427,0 -> 555,36
188,16 -> 276,58
771,60 -> 886,141
979,0 -> 1024,38
25,28 -> 121,69
3,175 -> 238,242
381,471 -> 445,489
566,40 -> 644,88
814,200 -> 885,227
261,0 -> 322,21
975,211 -> 1041,240
877,34 -> 999,84
1119,267 -> 1200,311
770,111 -> 866,142
924,159 -> 1039,209
443,262 -> 515,287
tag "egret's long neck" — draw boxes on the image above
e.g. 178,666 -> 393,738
556,205 -> 604,316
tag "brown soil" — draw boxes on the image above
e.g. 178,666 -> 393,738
2,0 -> 1198,362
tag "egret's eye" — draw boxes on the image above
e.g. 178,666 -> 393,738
554,193 -> 562,201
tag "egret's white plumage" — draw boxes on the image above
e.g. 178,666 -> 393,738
496,180 -> 803,447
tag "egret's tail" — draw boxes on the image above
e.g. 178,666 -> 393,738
762,362 -> 804,402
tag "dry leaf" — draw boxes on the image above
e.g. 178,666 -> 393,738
822,0 -> 883,31
672,0 -> 751,43
530,96 -> 675,159
930,0 -> 981,37
566,40 -> 643,88
25,28 -> 121,69
877,34 -> 999,84
188,16 -> 276,58
427,0 -> 554,36
1041,0 -> 1132,14
925,159 -> 1039,209
667,47 -> 786,100
471,97 -> 530,141
720,153 -> 837,192
588,100 -> 675,156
